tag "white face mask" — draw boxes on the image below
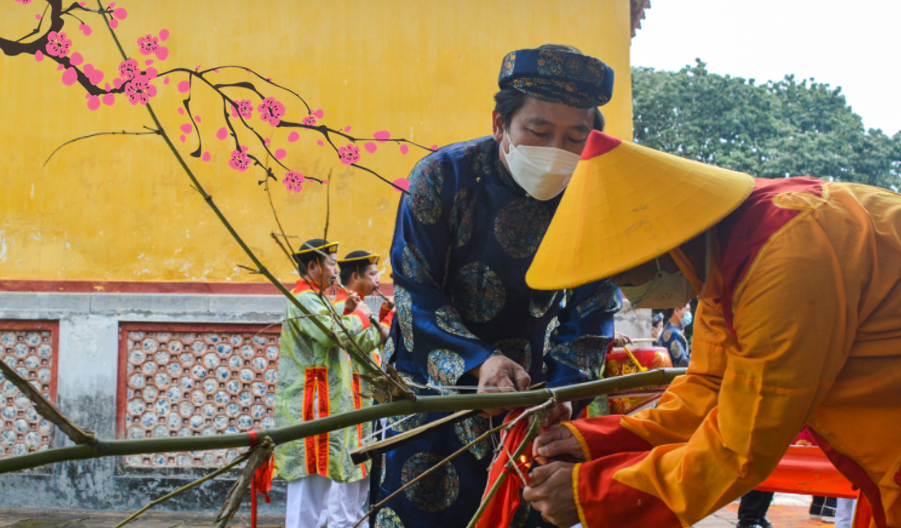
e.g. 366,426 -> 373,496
618,259 -> 696,309
503,138 -> 580,200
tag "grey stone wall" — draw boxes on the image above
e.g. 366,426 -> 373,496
0,292 -> 287,513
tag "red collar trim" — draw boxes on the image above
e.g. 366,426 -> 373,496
292,280 -> 326,295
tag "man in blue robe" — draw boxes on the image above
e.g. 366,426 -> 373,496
372,45 -> 624,528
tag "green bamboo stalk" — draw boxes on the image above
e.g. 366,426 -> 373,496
95,0 -> 379,376
114,452 -> 251,528
465,405 -> 545,528
0,368 -> 685,474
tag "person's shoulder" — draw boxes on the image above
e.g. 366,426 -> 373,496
410,136 -> 496,181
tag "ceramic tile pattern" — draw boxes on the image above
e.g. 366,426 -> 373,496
122,329 -> 279,468
0,329 -> 55,457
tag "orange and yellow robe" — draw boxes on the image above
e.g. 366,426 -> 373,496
273,280 -> 381,483
565,178 -> 901,527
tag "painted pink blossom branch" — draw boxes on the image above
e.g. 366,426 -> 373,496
159,66 -> 416,192
5,0 -> 434,194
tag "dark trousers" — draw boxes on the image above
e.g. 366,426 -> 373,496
738,490 -> 775,524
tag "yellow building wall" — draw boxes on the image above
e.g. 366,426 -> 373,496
0,0 -> 634,284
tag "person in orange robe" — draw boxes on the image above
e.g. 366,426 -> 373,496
521,131 -> 901,528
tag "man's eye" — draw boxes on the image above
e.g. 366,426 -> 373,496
569,136 -> 588,143
528,129 -> 550,137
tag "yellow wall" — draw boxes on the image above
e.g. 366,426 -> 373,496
0,0 -> 633,284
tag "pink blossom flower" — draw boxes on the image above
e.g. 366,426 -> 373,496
124,74 -> 157,105
34,50 -> 43,62
257,97 -> 284,126
45,31 -> 71,58
400,144 -> 409,155
16,0 -> 34,5
118,59 -> 140,81
202,151 -> 211,162
79,24 -> 91,36
138,34 -> 159,55
303,115 -> 317,126
61,67 -> 78,86
392,178 -> 411,192
83,64 -> 104,85
87,95 -> 100,111
288,131 -> 300,142
283,171 -> 305,192
112,8 -> 127,20
236,99 -> 253,119
229,150 -> 250,171
338,144 -> 360,165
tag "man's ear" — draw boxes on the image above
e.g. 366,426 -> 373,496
492,110 -> 505,143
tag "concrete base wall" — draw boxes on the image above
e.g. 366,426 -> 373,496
0,292 -> 287,513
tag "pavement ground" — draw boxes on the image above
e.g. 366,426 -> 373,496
0,494 -> 831,527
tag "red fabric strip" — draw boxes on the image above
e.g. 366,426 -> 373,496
352,374 -> 366,477
316,368 -> 330,477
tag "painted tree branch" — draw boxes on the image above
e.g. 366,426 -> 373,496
0,368 -> 686,474
42,129 -> 160,168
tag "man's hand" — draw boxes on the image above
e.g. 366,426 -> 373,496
346,292 -> 373,319
543,401 -> 572,428
381,296 -> 395,311
532,425 -> 587,465
613,333 -> 633,347
523,461 -> 580,528
469,355 -> 530,416
344,291 -> 362,313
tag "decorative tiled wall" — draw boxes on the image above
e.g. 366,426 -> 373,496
0,322 -> 58,458
118,324 -> 280,468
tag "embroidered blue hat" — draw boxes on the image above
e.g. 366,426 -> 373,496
498,48 -> 615,108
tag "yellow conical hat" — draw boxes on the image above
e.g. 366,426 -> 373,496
526,132 -> 755,290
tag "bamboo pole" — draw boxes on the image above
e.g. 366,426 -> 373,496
0,368 -> 685,474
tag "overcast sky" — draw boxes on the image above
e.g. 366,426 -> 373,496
630,0 -> 901,135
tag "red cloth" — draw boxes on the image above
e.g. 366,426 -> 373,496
476,410 -> 535,528
566,415 -> 682,527
253,454 -> 275,502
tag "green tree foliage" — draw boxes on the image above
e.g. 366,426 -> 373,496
632,60 -> 901,190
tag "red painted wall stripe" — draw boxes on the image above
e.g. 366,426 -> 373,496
1,279 -> 395,296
